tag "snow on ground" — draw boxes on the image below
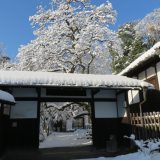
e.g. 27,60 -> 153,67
79,152 -> 160,160
40,131 -> 160,160
39,129 -> 92,148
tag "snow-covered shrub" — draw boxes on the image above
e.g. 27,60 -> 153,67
124,134 -> 160,157
74,129 -> 92,140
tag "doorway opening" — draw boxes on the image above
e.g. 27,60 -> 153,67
39,101 -> 92,148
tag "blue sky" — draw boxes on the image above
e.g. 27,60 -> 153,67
0,0 -> 160,59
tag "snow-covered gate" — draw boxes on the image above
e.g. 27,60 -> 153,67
3,87 -> 131,148
0,71 -> 153,149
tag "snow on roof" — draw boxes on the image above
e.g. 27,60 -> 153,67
0,71 -> 153,89
119,41 -> 160,76
0,90 -> 15,104
74,111 -> 89,118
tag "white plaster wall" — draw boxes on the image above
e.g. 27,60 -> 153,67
117,93 -> 127,117
132,90 -> 140,104
12,88 -> 37,97
94,90 -> 116,98
138,71 -> 146,80
84,115 -> 89,126
10,101 -> 37,119
128,90 -> 133,105
128,90 -> 140,105
66,119 -> 73,131
94,102 -> 117,118
146,67 -> 156,78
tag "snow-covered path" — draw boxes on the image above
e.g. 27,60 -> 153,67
39,129 -> 92,148
79,152 -> 160,160
40,130 -> 160,160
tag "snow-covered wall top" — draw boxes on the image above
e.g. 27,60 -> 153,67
0,71 -> 153,89
119,42 -> 160,76
0,90 -> 15,104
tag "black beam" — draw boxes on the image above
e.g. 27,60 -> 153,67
15,97 -> 116,102
36,87 -> 41,148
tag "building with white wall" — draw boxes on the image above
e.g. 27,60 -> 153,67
0,71 -> 152,149
119,42 -> 160,90
119,42 -> 160,122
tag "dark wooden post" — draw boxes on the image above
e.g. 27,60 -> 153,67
90,89 -> 96,147
36,87 -> 41,149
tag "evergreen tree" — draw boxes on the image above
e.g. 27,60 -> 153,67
111,22 -> 147,74
112,8 -> 160,74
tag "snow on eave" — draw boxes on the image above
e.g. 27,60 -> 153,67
0,90 -> 15,104
0,70 -> 153,89
74,111 -> 89,118
118,41 -> 160,76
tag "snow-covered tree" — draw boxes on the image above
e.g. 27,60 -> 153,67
40,102 -> 90,140
135,8 -> 160,48
111,22 -> 147,74
17,0 -> 121,74
40,102 -> 73,139
111,8 -> 160,74
0,43 -> 14,70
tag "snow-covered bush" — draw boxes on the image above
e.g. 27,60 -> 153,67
124,134 -> 160,157
75,128 -> 92,140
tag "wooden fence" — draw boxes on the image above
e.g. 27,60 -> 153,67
130,112 -> 160,140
